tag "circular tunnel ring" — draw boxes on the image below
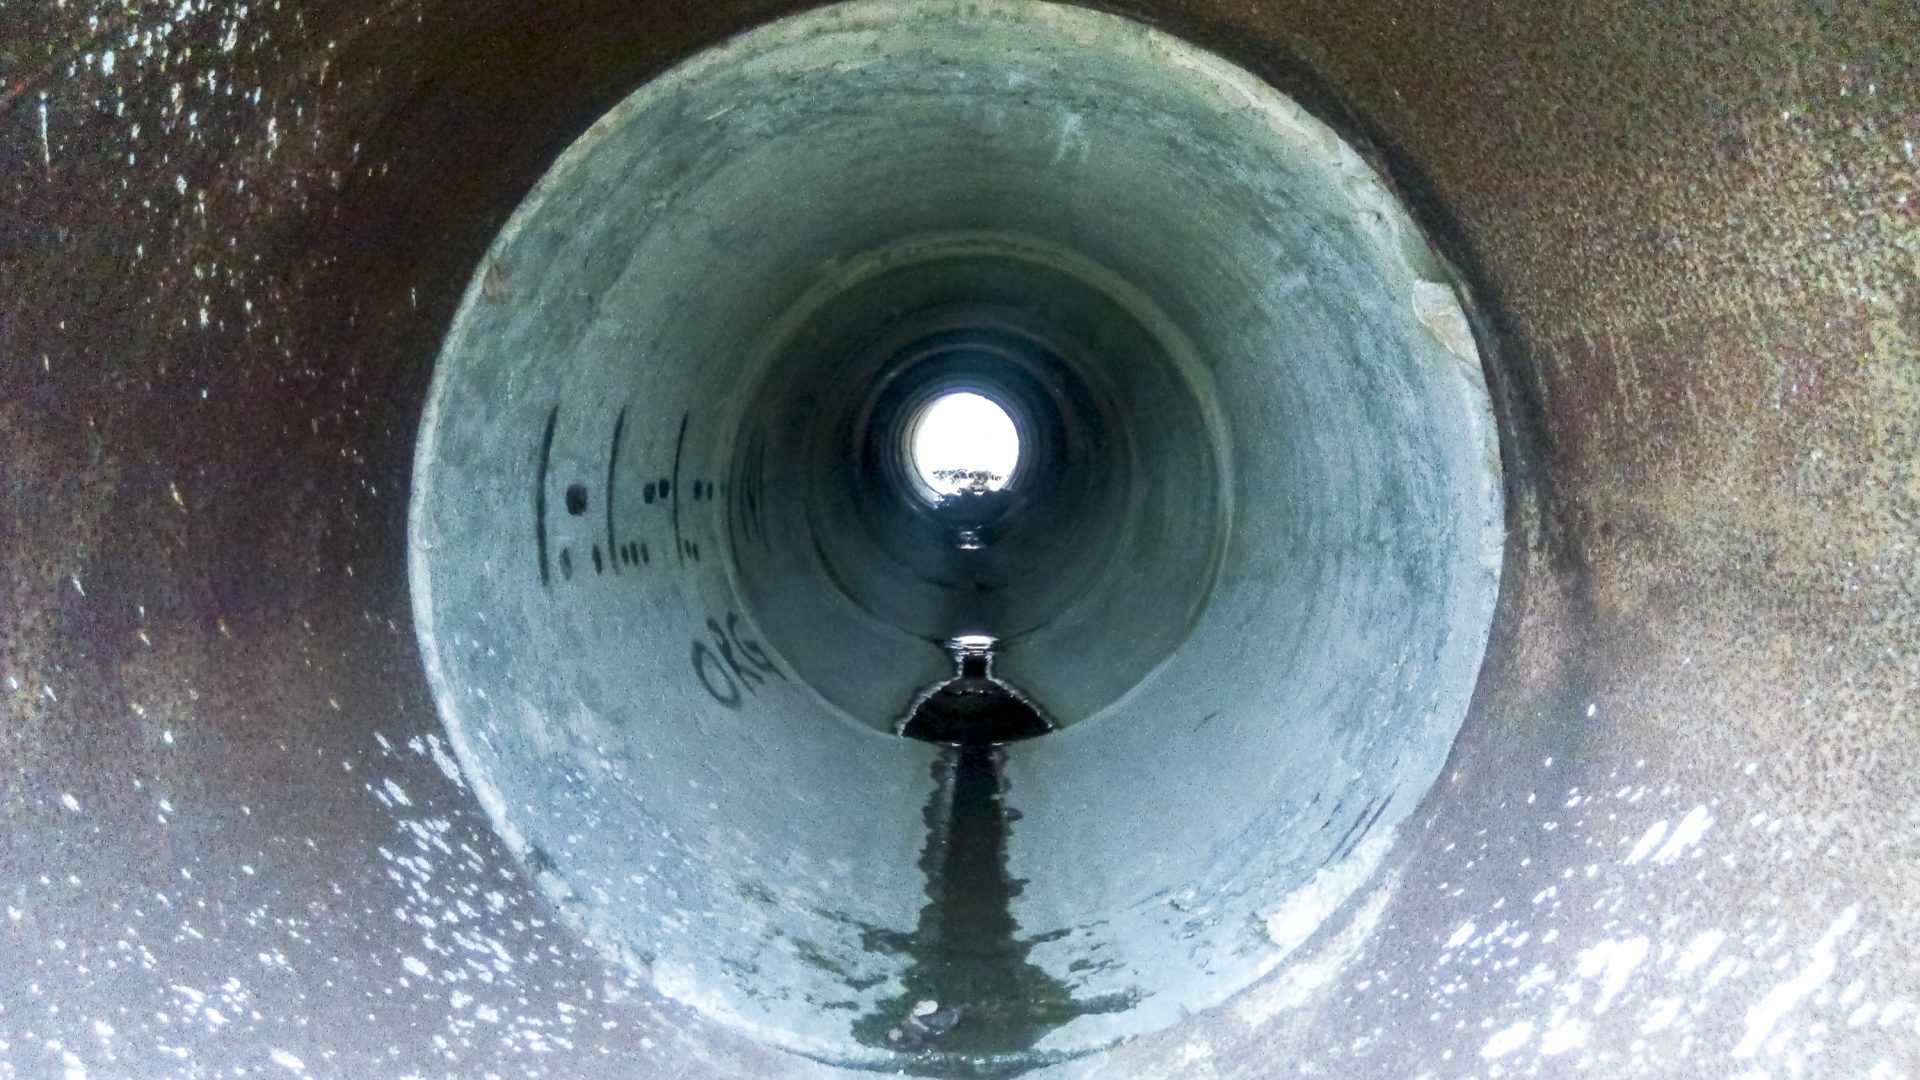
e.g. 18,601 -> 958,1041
409,0 -> 1503,1070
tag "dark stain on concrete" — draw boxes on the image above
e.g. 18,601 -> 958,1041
852,744 -> 1136,1076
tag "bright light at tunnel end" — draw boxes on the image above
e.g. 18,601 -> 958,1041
909,390 -> 1020,498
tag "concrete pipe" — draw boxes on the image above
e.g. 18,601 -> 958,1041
2,0 -> 1916,1077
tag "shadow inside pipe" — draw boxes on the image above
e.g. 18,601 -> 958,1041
900,653 -> 1050,746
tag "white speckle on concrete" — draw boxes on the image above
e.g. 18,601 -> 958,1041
268,1048 -> 305,1072
426,735 -> 464,786
1676,929 -> 1726,974
1641,996 -> 1685,1035
1651,804 -> 1713,863
1540,1015 -> 1588,1055
1732,905 -> 1859,1058
1624,819 -> 1668,865
1481,1020 -> 1534,1059
61,792 -> 82,812
1575,935 -> 1649,1014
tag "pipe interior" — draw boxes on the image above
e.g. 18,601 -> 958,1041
9,0 -> 1914,1077
410,2 -> 1500,1069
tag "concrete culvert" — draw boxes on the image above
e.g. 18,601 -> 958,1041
5,0 -> 1917,1077
410,2 -> 1499,1069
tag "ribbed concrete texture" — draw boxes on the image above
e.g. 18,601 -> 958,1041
2,0 -> 1915,1077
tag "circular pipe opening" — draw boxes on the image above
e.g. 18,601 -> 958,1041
408,1 -> 1503,1072
908,391 -> 1021,500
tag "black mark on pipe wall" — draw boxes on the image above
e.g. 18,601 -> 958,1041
535,405 -> 558,586
605,406 -> 626,574
532,405 -> 717,588
693,643 -> 742,708
730,428 -> 769,551
670,411 -> 688,567
1326,795 -> 1392,866
691,612 -> 784,709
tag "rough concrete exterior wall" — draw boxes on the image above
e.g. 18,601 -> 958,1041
2,0 -> 1914,1077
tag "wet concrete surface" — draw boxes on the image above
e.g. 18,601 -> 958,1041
853,744 -> 1135,1075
